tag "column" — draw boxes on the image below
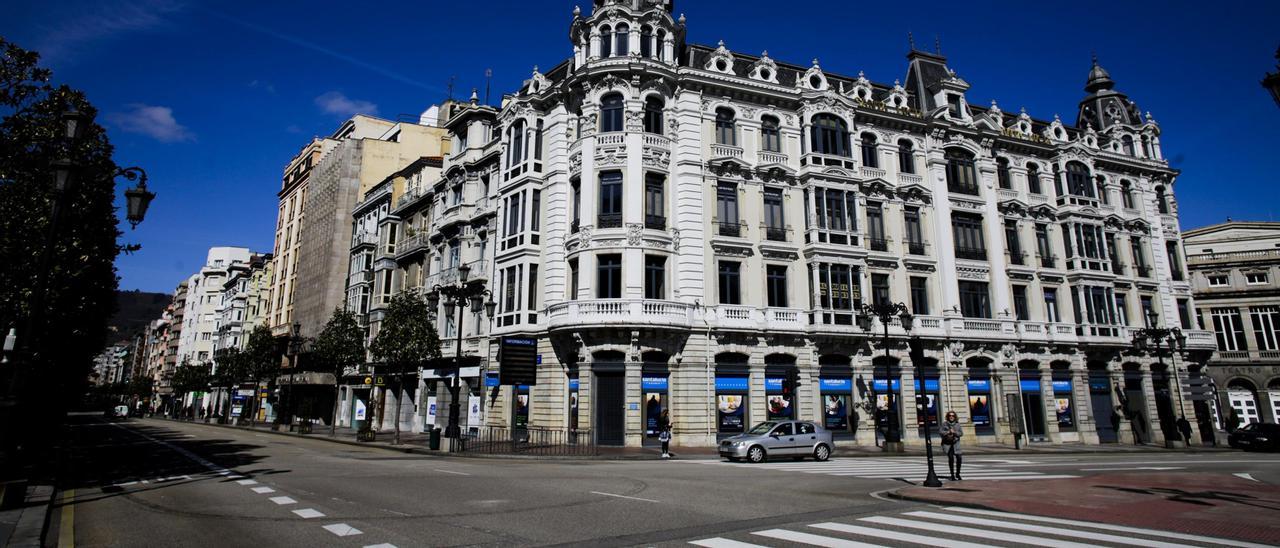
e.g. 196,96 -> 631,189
852,356 -> 876,447
748,359 -> 766,431
624,356 -> 643,447
993,364 -> 1017,445
1111,367 -> 1134,445
579,362 -> 594,443
899,353 -> 920,445
1140,364 -> 1166,445
1040,365 -> 1061,443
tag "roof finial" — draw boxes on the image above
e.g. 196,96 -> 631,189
469,88 -> 478,104
908,31 -> 916,51
573,5 -> 580,16
717,39 -> 725,48
1091,50 -> 1098,65
678,13 -> 686,24
812,58 -> 820,67
934,35 -> 942,55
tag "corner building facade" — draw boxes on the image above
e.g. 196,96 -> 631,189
462,0 -> 1218,448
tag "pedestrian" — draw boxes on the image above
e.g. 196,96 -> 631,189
940,411 -> 963,481
874,408 -> 887,448
1176,416 -> 1193,445
1110,405 -> 1123,437
1197,415 -> 1217,447
1225,407 -> 1241,433
1131,410 -> 1145,445
659,425 -> 672,459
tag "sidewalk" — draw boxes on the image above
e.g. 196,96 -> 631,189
893,472 -> 1280,545
149,417 -> 1235,460
0,481 -> 54,547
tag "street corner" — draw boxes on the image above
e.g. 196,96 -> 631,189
892,472 -> 1280,545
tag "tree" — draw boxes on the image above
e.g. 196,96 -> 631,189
311,308 -> 365,436
241,325 -> 279,427
368,293 -> 440,443
170,359 -> 210,418
0,37 -> 125,455
212,347 -> 248,423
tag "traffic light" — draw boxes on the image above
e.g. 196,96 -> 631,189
782,368 -> 802,400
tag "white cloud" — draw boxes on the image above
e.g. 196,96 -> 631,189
106,104 -> 195,143
314,91 -> 378,118
35,0 -> 186,63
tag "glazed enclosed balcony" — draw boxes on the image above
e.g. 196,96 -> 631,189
546,299 -> 693,331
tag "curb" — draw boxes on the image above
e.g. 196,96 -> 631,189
885,485 -> 1005,513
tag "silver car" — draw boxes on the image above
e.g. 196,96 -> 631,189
718,420 -> 833,463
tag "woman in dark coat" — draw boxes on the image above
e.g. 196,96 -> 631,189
940,411 -> 963,480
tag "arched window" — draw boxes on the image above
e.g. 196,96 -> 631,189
860,132 -> 878,167
599,25 -> 612,58
1066,161 -> 1093,198
1122,135 -> 1135,156
898,139 -> 915,174
996,157 -> 1012,189
1096,176 -> 1109,204
614,23 -> 629,56
1026,163 -> 1042,194
1121,180 -> 1134,209
1156,186 -> 1169,214
655,30 -> 667,61
760,115 -> 780,153
640,25 -> 653,58
945,148 -> 978,195
810,113 -> 849,156
507,119 -> 526,168
1142,135 -> 1154,158
715,107 -> 736,145
600,93 -> 624,133
643,96 -> 663,134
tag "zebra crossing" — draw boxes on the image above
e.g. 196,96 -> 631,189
692,458 -> 1076,482
688,506 -> 1273,548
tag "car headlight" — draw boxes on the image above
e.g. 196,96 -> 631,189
1257,437 -> 1269,442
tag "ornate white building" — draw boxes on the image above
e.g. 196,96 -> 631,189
388,0 -> 1217,449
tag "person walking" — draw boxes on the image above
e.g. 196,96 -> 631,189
658,425 -> 672,459
940,411 -> 963,481
1176,416 -> 1193,446
1225,407 -> 1242,434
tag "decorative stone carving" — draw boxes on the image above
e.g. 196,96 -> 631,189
956,266 -> 990,281
625,110 -> 643,132
642,147 -> 670,168
626,223 -> 643,245
578,225 -> 593,248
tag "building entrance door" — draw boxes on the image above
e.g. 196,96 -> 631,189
1089,375 -> 1117,443
595,373 -> 625,446
1021,393 -> 1047,440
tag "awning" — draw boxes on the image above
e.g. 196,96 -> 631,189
275,371 -> 337,385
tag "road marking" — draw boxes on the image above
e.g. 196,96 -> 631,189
997,459 -> 1280,467
57,489 -> 74,548
434,469 -> 471,476
1234,472 -> 1259,482
811,522 -> 989,548
110,481 -> 139,488
752,528 -> 884,548
1079,466 -> 1183,471
689,539 -> 769,548
970,459 -> 1035,464
269,496 -> 297,505
322,523 -> 363,537
236,479 -> 258,485
943,507 -> 1275,548
909,510 -> 1199,548
293,508 -> 325,519
859,515 -> 1099,548
590,491 -> 660,503
363,544 -> 398,548
251,486 -> 276,494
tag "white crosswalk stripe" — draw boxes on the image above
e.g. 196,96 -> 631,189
688,506 -> 1262,548
692,457 -> 1074,482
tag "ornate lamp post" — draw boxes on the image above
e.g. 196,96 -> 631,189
1131,310 -> 1188,446
426,263 -> 496,441
285,321 -> 303,430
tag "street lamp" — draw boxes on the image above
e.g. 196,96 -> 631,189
285,321 -> 303,430
428,262 -> 497,442
1131,311 -> 1188,446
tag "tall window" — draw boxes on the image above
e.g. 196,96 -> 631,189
644,255 -> 666,299
1115,293 -> 1129,325
1250,306 -> 1280,351
1004,220 -> 1023,264
1044,287 -> 1060,322
904,207 -> 924,254
655,30 -> 666,61
766,265 -> 788,307
716,182 -> 740,236
866,202 -> 886,251
860,133 -> 878,167
597,254 -> 622,298
1122,135 -> 1136,156
1121,180 -> 1134,208
715,108 -> 736,145
811,114 -> 849,156
763,187 -> 785,241
1131,237 -> 1148,275
909,276 -> 929,314
598,171 -> 623,228
614,23 -> 629,56
1166,241 -> 1184,281
645,173 -> 665,229
761,116 -> 781,153
571,178 -> 581,232
1211,308 -> 1247,351
568,258 -> 579,298
1096,177 -> 1109,204
1035,223 -> 1053,267
1012,285 -> 1029,320
1026,163 -> 1042,194
643,96 -> 663,134
1177,299 -> 1192,329
1141,295 -> 1156,326
958,281 -> 991,318
945,148 -> 979,195
718,261 -> 742,304
507,119 -> 526,168
599,25 -> 612,57
640,25 -> 653,58
871,274 -> 890,306
996,157 -> 1012,189
600,93 -> 624,133
817,263 -> 855,311
1066,162 -> 1093,198
951,213 -> 986,260
898,139 -> 915,174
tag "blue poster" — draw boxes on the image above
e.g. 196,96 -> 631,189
717,394 -> 745,433
1019,379 -> 1042,392
824,394 -> 849,430
715,376 -> 749,391
642,376 -> 668,390
819,378 -> 851,392
765,377 -> 783,392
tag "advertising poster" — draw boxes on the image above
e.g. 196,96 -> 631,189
514,393 -> 529,428
467,395 -> 482,428
969,395 -> 991,426
717,394 -> 745,433
916,394 -> 938,427
824,394 -> 849,430
645,393 -> 666,435
767,395 -> 792,420
1055,397 -> 1074,427
425,396 -> 437,426
354,399 -> 367,421
569,391 -> 579,430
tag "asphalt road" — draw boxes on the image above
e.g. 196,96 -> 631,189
57,414 -> 1280,547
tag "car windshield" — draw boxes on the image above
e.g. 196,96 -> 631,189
747,421 -> 778,435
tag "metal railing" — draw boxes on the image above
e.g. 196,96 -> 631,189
716,220 -> 745,237
457,426 -> 597,456
598,213 -> 623,229
867,237 -> 890,252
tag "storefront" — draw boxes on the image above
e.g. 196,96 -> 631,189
715,376 -> 749,435
764,377 -> 793,420
1051,373 -> 1076,435
1088,373 -> 1118,442
820,378 -> 853,436
914,377 -> 940,433
871,378 -> 901,435
642,354 -> 671,443
1018,374 -> 1048,441
966,378 -> 994,435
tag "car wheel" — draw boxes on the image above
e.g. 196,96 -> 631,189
814,444 -> 831,461
747,445 -> 766,463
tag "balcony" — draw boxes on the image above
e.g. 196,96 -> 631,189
1188,248 -> 1280,265
860,165 -> 886,180
716,220 -> 745,238
346,270 -> 374,287
597,213 -> 623,229
643,133 -> 670,150
597,132 -> 625,146
758,150 -> 788,165
1112,262 -> 1127,276
866,237 -> 890,252
396,233 -> 429,259
901,240 -> 929,256
546,299 -> 693,331
1037,254 -> 1058,269
1135,265 -> 1151,278
1006,250 -> 1027,266
763,225 -> 790,242
350,230 -> 378,249
997,188 -> 1019,201
955,246 -> 988,261
898,172 -> 923,186
710,143 -> 744,160
800,152 -> 856,170
645,214 -> 667,231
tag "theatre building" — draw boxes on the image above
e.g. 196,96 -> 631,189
427,0 -> 1218,448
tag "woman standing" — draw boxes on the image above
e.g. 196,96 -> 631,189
940,411 -> 963,480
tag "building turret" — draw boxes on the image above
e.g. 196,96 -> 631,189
1076,55 -> 1143,130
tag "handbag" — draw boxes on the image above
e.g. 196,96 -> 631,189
941,432 -> 958,445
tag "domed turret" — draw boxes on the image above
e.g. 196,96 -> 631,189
1076,54 -> 1142,130
1084,56 -> 1114,93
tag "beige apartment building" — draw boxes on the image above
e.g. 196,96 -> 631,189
267,139 -> 327,341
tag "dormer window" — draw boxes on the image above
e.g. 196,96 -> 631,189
600,93 -> 624,133
809,74 -> 822,89
760,68 -> 772,80
947,94 -> 964,118
1122,135 -> 1136,156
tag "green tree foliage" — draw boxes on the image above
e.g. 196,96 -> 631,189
241,325 -> 279,425
367,293 -> 440,432
0,38 -> 124,419
170,360 -> 210,403
311,308 -> 366,435
212,347 -> 248,421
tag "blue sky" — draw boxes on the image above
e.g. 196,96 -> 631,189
4,1 -> 1278,293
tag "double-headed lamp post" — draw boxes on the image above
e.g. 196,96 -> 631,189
426,263 -> 496,440
1131,311 -> 1188,443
